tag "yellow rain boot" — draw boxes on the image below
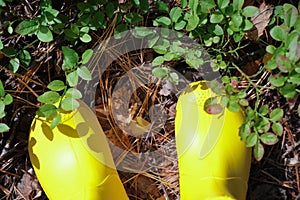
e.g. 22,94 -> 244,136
29,100 -> 129,200
175,81 -> 251,200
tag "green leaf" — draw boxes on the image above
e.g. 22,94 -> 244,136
200,0 -> 216,13
186,15 -> 199,31
82,49 -> 93,64
270,108 -> 283,122
256,117 -> 270,133
132,27 -> 153,38
239,99 -> 249,107
132,0 -> 140,7
19,50 -> 31,67
174,20 -> 186,30
0,40 -> 3,50
77,66 -> 92,80
114,24 -> 128,39
80,33 -> 92,43
152,56 -> 165,66
180,0 -> 187,8
212,24 -> 224,35
156,1 -> 169,13
233,32 -> 244,42
233,0 -> 244,11
280,84 -> 297,99
169,72 -> 179,84
272,122 -> 283,136
243,6 -> 259,17
0,123 -> 9,133
164,52 -> 176,61
15,19 -> 39,35
266,45 -> 276,54
231,13 -> 243,27
50,114 -> 61,129
9,58 -> 20,73
298,104 -> 300,117
270,25 -> 287,41
153,45 -> 168,54
65,88 -> 82,99
37,104 -> 57,117
148,35 -> 160,48
3,94 -> 13,105
140,0 -> 149,13
37,91 -> 60,104
242,19 -> 253,31
246,132 -> 258,147
239,123 -> 251,141
62,47 -> 79,70
124,12 -> 143,24
154,16 -> 171,26
152,67 -> 169,78
276,54 -> 292,73
254,142 -> 264,161
210,12 -> 224,23
61,97 -> 79,111
0,101 -> 4,113
269,75 -> 287,87
289,73 -> 300,84
105,2 -> 115,18
37,26 -> 53,42
47,80 -> 65,91
227,100 -> 241,112
66,71 -> 79,87
170,7 -> 182,23
218,0 -> 229,9
283,4 -> 298,28
260,133 -> 278,145
0,80 -> 4,97
0,0 -> 6,7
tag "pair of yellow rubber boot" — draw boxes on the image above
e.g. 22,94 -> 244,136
28,81 -> 251,200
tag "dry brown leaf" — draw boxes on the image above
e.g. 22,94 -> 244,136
16,169 -> 42,200
246,2 -> 274,40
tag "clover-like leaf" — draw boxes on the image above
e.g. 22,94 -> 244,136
37,91 -> 60,104
0,123 -> 10,133
243,6 -> 259,17
246,132 -> 258,147
270,108 -> 283,122
62,47 -> 79,71
65,88 -> 82,99
152,66 -> 169,78
66,71 -> 79,87
170,7 -> 182,23
152,56 -> 165,67
37,104 -> 57,117
37,26 -> 53,42
254,142 -> 264,161
77,66 -> 92,81
15,19 -> 39,35
272,122 -> 283,136
270,25 -> 287,41
260,132 -> 278,145
50,114 -> 61,129
0,80 -> 4,97
82,49 -> 93,64
61,97 -> 79,111
3,94 -> 13,105
47,80 -> 66,91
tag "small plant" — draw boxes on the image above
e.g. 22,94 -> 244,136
36,47 -> 93,129
0,80 -> 13,133
15,0 -> 63,42
266,4 -> 300,101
